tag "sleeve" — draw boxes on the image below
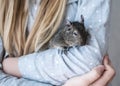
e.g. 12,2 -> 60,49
18,0 -> 111,86
0,70 -> 53,86
0,38 -> 53,86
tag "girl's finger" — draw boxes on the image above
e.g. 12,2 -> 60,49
91,56 -> 116,86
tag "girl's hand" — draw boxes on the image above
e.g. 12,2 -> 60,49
90,56 -> 115,86
63,56 -> 116,86
2,57 -> 21,77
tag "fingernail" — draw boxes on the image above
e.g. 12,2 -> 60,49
105,56 -> 109,64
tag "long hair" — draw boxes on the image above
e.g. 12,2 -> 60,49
0,0 -> 67,57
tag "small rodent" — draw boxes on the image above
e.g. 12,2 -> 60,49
49,15 -> 90,50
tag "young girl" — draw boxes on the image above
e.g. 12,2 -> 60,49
0,0 -> 115,86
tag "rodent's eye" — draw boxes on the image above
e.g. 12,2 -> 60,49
67,28 -> 71,31
65,27 -> 72,32
73,31 -> 78,36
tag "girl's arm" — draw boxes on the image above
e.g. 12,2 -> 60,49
2,56 -> 115,86
0,40 -> 52,86
2,0 -> 111,85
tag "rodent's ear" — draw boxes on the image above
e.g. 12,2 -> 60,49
65,19 -> 72,26
80,15 -> 84,24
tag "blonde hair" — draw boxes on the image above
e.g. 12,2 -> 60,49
0,0 -> 67,57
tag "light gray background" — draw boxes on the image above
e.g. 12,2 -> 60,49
109,0 -> 120,86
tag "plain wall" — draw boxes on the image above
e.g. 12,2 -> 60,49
109,0 -> 120,86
